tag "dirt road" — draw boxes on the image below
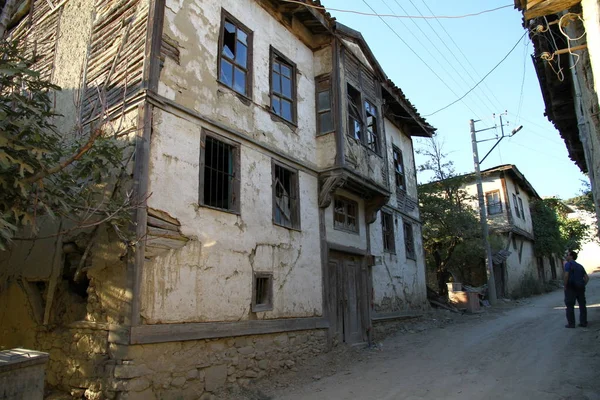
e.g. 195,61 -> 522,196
260,276 -> 600,400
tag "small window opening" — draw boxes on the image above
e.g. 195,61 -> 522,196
403,221 -> 415,260
219,15 -> 250,95
486,190 -> 502,215
334,196 -> 359,233
316,77 -> 334,135
252,273 -> 273,312
271,53 -> 295,122
365,100 -> 378,152
393,146 -> 406,191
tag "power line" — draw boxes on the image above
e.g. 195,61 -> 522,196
280,0 -> 513,19
381,0 -> 488,121
392,0 -> 498,119
419,0 -> 505,110
514,37 -> 530,126
360,0 -> 488,122
424,32 -> 528,117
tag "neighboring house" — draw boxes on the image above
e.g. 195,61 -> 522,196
0,0 -> 434,397
460,165 -> 544,297
514,0 -> 600,237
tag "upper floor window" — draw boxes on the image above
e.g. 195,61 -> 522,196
485,190 -> 502,215
346,83 -> 380,154
512,193 -> 520,218
403,221 -> 415,260
270,48 -> 296,123
347,83 -> 362,141
218,11 -> 252,96
365,100 -> 379,152
199,131 -> 240,213
272,161 -> 300,229
518,197 -> 525,220
316,76 -> 334,135
393,146 -> 406,192
334,196 -> 359,233
382,211 -> 395,253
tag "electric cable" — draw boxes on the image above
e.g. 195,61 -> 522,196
399,0 -> 500,116
419,0 -> 504,111
514,36 -> 529,126
423,32 -> 527,117
360,0 -> 488,122
280,0 -> 513,19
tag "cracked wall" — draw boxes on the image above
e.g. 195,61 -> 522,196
142,108 -> 323,323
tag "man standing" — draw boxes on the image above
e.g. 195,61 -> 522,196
564,250 -> 589,328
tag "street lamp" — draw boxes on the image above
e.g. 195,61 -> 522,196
470,117 -> 524,306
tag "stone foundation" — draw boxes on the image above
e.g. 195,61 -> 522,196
105,329 -> 326,399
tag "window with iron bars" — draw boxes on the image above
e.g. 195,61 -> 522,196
252,272 -> 273,312
272,162 -> 300,229
199,133 -> 240,213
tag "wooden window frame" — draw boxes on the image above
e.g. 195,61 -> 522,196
365,99 -> 379,153
315,74 -> 335,135
269,46 -> 297,125
345,82 -> 382,156
251,272 -> 273,312
392,146 -> 406,193
199,129 -> 241,214
485,190 -> 502,215
333,196 -> 359,234
217,9 -> 253,98
381,211 -> 395,253
272,160 -> 301,230
512,193 -> 520,218
518,197 -> 525,220
403,221 -> 416,260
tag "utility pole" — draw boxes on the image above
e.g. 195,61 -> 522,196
470,119 -> 498,305
470,117 -> 523,306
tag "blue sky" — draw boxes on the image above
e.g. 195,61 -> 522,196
322,0 -> 588,199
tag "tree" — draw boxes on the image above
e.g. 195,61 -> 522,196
531,198 -> 590,258
0,39 -> 133,250
566,180 -> 595,214
417,138 -> 483,294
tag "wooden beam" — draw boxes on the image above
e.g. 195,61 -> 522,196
130,317 -> 329,344
524,0 -> 580,20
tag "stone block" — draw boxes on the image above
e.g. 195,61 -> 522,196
237,346 -> 254,356
258,360 -> 268,370
186,368 -> 199,380
124,388 -> 156,400
171,376 -> 186,387
245,370 -> 258,378
203,365 -> 227,392
128,377 -> 151,392
113,364 -> 152,379
273,335 -> 289,347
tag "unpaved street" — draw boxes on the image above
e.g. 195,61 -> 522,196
255,276 -> 600,400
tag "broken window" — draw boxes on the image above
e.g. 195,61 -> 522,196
518,197 -> 525,220
365,100 -> 379,152
252,272 -> 273,312
272,162 -> 300,229
512,193 -> 520,218
485,190 -> 502,215
316,76 -> 334,135
403,221 -> 415,260
382,211 -> 395,253
270,48 -> 296,123
200,132 -> 240,213
347,83 -> 363,141
333,196 -> 359,233
393,146 -> 406,192
219,11 -> 252,96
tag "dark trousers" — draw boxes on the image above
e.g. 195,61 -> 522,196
565,286 -> 587,326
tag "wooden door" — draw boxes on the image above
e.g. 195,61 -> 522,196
328,251 -> 367,344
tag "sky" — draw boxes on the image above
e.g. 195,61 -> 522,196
321,0 -> 589,200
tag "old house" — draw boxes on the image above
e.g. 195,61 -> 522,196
0,0 -> 434,397
514,0 -> 600,237
460,165 -> 546,297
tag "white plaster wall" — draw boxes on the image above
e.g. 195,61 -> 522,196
370,211 -> 427,312
385,119 -> 420,220
313,46 -> 332,78
142,109 -> 322,323
505,238 -> 537,294
503,177 -> 534,234
325,189 -> 367,251
159,0 -> 319,167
